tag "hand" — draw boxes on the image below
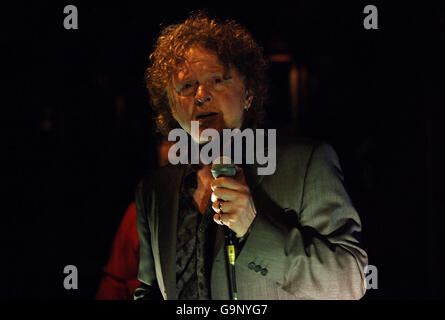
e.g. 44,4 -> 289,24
210,167 -> 257,238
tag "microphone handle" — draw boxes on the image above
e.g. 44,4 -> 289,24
223,225 -> 235,244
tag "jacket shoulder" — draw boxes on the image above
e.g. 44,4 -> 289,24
275,135 -> 325,164
270,135 -> 341,189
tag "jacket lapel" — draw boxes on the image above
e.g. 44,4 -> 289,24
153,164 -> 187,300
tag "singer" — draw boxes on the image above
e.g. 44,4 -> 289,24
133,11 -> 368,300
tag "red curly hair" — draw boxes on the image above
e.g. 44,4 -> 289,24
145,11 -> 269,136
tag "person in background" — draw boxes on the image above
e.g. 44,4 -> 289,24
95,202 -> 140,300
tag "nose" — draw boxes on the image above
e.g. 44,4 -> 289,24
194,84 -> 211,107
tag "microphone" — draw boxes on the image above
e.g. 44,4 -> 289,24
211,156 -> 236,238
211,157 -> 237,179
211,156 -> 238,300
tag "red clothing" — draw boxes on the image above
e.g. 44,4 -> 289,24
95,202 -> 141,300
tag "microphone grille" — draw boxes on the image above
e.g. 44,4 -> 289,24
211,156 -> 236,178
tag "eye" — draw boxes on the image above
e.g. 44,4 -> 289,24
214,78 -> 222,84
178,81 -> 196,96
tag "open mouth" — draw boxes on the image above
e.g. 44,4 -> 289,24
196,112 -> 218,120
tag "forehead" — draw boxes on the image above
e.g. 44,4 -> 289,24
175,46 -> 225,81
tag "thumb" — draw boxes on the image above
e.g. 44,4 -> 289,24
235,166 -> 247,183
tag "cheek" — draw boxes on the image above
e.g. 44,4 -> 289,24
220,93 -> 245,125
172,98 -> 193,120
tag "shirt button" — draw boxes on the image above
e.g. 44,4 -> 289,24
248,262 -> 255,270
254,264 -> 262,272
261,268 -> 268,276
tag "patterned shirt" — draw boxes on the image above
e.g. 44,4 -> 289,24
176,165 -> 217,300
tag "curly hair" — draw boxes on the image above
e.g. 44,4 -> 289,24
145,11 -> 269,136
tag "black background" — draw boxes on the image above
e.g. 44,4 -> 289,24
4,1 -> 444,299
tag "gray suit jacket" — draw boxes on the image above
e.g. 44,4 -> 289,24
135,139 -> 368,300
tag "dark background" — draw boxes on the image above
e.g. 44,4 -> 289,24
4,1 -> 444,299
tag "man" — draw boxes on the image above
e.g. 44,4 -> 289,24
134,12 -> 368,300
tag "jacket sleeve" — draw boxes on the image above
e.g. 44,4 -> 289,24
241,143 -> 368,299
286,143 -> 368,299
132,178 -> 163,300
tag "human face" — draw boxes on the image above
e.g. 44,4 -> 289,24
169,46 -> 250,144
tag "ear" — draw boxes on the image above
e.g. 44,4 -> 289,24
244,94 -> 254,110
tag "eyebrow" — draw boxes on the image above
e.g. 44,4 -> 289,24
176,70 -> 227,84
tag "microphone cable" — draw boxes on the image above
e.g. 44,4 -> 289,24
211,160 -> 238,300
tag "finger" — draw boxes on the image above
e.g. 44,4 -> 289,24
211,200 -> 234,213
211,188 -> 242,202
235,166 -> 247,183
213,212 -> 236,228
213,213 -> 226,226
211,200 -> 222,213
211,176 -> 247,192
